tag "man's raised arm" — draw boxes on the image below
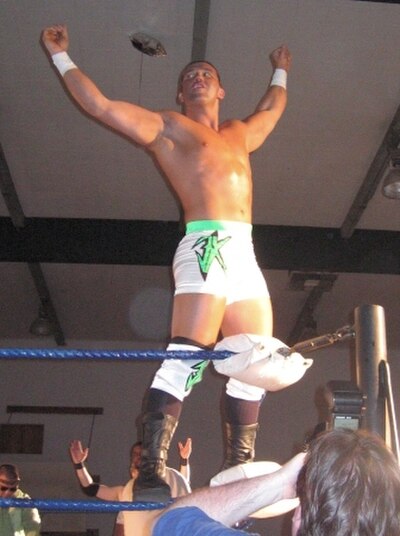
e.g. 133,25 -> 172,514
41,24 -> 164,147
244,44 -> 291,152
69,439 -> 122,501
150,451 -> 305,534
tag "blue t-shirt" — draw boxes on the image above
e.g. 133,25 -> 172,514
153,506 -> 260,536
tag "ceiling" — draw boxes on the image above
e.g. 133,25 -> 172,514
0,0 -> 399,351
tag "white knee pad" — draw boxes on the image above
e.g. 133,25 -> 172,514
151,343 -> 209,401
213,334 -> 313,393
225,377 -> 266,401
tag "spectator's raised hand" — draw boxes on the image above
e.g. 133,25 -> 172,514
178,438 -> 192,460
69,439 -> 89,464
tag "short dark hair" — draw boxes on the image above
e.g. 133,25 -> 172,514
297,429 -> 400,535
0,464 -> 20,483
130,441 -> 142,458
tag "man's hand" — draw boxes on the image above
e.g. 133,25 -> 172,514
178,437 -> 192,460
279,451 -> 306,500
41,24 -> 69,56
69,439 -> 89,464
270,45 -> 292,72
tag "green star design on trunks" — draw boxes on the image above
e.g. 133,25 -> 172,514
185,360 -> 209,390
192,231 -> 231,280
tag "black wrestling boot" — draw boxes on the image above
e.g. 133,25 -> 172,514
223,422 -> 259,469
133,411 -> 178,502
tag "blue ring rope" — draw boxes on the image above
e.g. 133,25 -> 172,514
0,348 -> 231,361
0,347 -> 232,513
0,346 -> 231,514
0,496 -> 171,512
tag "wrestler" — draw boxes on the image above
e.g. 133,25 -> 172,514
41,23 -> 291,502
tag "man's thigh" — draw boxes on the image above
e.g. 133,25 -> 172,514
171,293 -> 226,346
221,297 -> 273,337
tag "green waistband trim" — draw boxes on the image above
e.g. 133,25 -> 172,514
186,220 -> 252,233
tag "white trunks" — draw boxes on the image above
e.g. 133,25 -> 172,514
151,221 -> 271,401
173,220 -> 269,304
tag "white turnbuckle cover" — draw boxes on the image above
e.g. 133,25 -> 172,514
213,334 -> 313,391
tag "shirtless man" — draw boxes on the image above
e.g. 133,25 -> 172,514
41,24 -> 291,502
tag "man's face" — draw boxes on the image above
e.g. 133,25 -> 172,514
0,475 -> 19,497
177,61 -> 224,105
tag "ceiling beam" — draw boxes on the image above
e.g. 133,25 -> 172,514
354,0 -> 400,3
0,143 -> 25,228
287,274 -> 338,346
340,103 -> 400,238
191,0 -> 211,61
0,147 -> 65,345
1,217 -> 399,274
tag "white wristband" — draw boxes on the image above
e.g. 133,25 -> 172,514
270,68 -> 287,89
52,51 -> 77,77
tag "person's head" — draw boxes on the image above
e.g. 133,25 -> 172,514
294,428 -> 400,535
0,464 -> 20,497
177,60 -> 225,108
130,441 -> 142,475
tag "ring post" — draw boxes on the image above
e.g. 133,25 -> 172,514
354,304 -> 387,440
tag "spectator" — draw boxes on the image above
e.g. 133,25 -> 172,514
294,428 -> 400,535
149,429 -> 400,536
0,463 -> 41,536
70,439 -> 191,536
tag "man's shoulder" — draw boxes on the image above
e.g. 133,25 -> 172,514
220,118 -> 247,132
165,466 -> 180,476
153,507 -> 260,535
15,489 -> 31,499
165,466 -> 184,482
152,109 -> 194,141
221,117 -> 245,126
165,467 -> 191,495
159,109 -> 184,122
